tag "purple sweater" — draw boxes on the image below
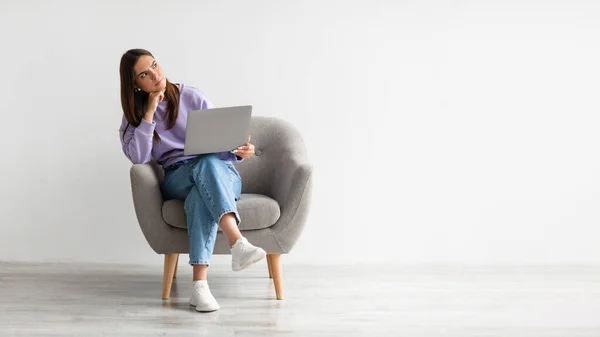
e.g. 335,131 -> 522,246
119,83 -> 241,168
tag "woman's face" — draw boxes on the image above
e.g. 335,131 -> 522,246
134,55 -> 167,93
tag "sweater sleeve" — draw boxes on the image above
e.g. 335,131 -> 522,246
119,115 -> 154,164
190,87 -> 244,163
216,151 -> 244,162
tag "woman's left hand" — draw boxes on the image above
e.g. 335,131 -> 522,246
233,135 -> 255,159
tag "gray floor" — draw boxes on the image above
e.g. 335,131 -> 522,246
1,262 -> 600,337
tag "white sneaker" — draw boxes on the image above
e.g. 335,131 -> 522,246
189,281 -> 219,312
231,237 -> 267,272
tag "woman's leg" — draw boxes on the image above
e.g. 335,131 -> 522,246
182,187 -> 223,312
162,159 -> 212,268
185,155 -> 242,265
184,184 -> 217,277
193,265 -> 208,281
162,159 -> 220,312
188,154 -> 265,272
220,213 -> 242,247
162,154 -> 265,312
163,155 -> 244,268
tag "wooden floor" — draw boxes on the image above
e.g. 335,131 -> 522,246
1,261 -> 600,336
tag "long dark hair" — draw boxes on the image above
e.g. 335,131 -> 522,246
119,49 -> 179,142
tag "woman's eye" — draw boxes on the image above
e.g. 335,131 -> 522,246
152,63 -> 157,68
141,73 -> 147,78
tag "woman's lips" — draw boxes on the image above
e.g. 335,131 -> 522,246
156,77 -> 163,85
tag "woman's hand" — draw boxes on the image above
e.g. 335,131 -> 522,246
233,136 -> 255,159
144,90 -> 165,123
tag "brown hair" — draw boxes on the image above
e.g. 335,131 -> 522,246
119,49 -> 179,142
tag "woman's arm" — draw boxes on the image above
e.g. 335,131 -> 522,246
119,91 -> 165,164
216,151 -> 243,162
119,115 -> 154,164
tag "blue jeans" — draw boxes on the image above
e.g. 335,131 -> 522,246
160,154 -> 242,265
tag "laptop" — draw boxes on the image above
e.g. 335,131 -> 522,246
183,105 -> 252,156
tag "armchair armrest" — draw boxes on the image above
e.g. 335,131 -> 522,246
130,163 -> 184,254
269,153 -> 314,253
130,163 -> 164,223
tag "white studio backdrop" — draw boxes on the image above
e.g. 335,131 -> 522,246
1,0 -> 599,266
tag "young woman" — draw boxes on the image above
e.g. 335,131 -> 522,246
118,49 -> 266,312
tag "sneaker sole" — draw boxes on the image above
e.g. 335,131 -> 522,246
232,250 -> 267,272
190,302 -> 219,312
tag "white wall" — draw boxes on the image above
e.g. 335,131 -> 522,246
1,0 -> 599,266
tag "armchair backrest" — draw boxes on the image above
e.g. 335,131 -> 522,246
145,116 -> 309,198
233,116 -> 309,197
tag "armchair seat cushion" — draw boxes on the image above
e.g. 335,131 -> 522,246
162,193 -> 281,231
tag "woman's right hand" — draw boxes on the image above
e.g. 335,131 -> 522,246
144,90 -> 165,123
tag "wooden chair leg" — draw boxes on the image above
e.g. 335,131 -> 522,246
268,254 -> 283,300
162,254 -> 179,300
173,254 -> 179,279
267,253 -> 273,279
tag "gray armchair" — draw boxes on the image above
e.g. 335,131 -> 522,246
128,116 -> 313,300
